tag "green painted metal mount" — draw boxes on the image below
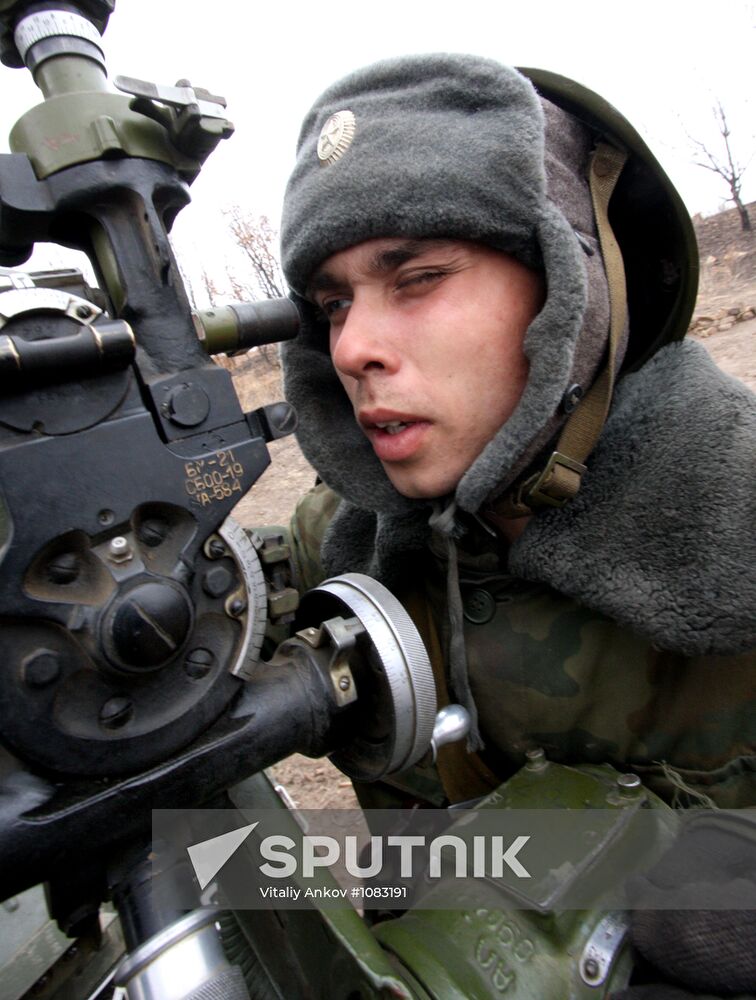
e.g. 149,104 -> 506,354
10,89 -> 201,179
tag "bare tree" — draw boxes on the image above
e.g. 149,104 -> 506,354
200,267 -> 222,307
225,208 -> 287,299
690,101 -> 753,231
226,269 -> 253,304
223,209 -> 287,368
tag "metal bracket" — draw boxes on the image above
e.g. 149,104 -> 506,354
114,76 -> 229,120
579,911 -> 629,987
295,615 -> 363,707
113,75 -> 234,163
250,528 -> 299,625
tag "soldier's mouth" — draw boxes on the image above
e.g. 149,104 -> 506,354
360,411 -> 430,463
374,419 -> 413,435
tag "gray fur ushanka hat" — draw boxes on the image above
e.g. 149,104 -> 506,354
281,54 -> 610,514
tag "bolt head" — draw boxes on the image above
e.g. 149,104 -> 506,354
166,384 -> 210,428
267,401 -> 298,436
47,552 -> 80,584
338,675 -> 351,691
525,747 -> 548,770
108,536 -> 132,563
207,539 -> 226,559
138,518 -> 168,548
99,696 -> 133,729
184,647 -> 215,679
202,566 -> 233,598
228,597 -> 247,617
617,772 -> 642,792
614,772 -> 644,802
583,957 -> 600,979
23,651 -> 61,689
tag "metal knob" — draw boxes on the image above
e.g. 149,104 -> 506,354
298,573 -> 437,781
431,704 -> 471,761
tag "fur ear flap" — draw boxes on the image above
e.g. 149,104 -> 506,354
322,501 -> 431,589
456,204 -> 589,510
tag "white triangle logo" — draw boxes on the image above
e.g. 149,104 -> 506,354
186,822 -> 259,890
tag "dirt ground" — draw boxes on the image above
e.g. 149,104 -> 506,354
228,212 -> 755,810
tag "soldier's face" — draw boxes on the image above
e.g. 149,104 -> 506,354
309,238 -> 543,499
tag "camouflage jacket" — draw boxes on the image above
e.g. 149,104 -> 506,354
290,481 -> 756,810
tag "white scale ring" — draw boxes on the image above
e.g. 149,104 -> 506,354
312,573 -> 437,776
14,10 -> 103,61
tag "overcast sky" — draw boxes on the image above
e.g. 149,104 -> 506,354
0,0 -> 753,298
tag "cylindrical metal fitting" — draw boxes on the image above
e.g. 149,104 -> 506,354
195,299 -> 300,356
113,909 -> 238,1000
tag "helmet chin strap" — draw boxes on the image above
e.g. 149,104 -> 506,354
495,142 -> 629,519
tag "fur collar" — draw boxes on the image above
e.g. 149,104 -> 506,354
509,339 -> 756,655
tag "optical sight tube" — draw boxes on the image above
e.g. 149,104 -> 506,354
195,299 -> 300,356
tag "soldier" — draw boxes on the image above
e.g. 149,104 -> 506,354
278,55 -> 756,997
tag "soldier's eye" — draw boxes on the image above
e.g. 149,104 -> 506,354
396,269 -> 449,293
320,297 -> 352,321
